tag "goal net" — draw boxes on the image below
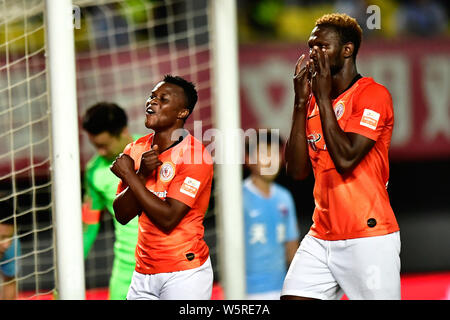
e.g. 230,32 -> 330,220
0,0 -> 55,299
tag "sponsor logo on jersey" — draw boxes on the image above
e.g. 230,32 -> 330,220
278,203 -> 289,216
180,177 -> 201,198
360,108 -> 380,130
150,190 -> 167,199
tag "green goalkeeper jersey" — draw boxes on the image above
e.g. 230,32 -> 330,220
84,134 -> 141,299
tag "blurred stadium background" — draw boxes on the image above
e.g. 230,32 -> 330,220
0,0 -> 449,300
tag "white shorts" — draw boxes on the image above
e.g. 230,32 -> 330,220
246,290 -> 281,300
126,257 -> 213,300
281,232 -> 401,300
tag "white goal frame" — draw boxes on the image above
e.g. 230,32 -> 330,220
210,0 -> 245,300
45,0 -> 85,300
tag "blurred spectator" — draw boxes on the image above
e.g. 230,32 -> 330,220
335,0 -> 368,23
239,0 -> 284,38
334,0 -> 373,35
333,0 -> 400,38
237,0 -> 450,42
243,131 -> 300,300
395,0 -> 447,36
83,3 -> 130,50
0,200 -> 21,300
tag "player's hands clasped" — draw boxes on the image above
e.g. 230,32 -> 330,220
137,145 -> 162,179
110,153 -> 135,181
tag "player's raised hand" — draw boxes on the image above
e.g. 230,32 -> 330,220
110,153 -> 135,180
310,46 -> 332,102
293,53 -> 312,106
137,144 -> 162,179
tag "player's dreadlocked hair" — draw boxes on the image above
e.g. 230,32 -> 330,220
315,13 -> 363,60
163,74 -> 198,118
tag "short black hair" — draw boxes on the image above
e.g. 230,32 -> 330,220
0,199 -> 14,225
163,74 -> 198,117
82,102 -> 127,136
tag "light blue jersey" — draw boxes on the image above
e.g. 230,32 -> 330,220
0,238 -> 21,278
243,178 -> 300,294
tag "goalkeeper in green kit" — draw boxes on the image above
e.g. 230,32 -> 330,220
81,102 -> 140,300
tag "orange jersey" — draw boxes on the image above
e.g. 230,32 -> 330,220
117,133 -> 213,274
306,77 -> 399,240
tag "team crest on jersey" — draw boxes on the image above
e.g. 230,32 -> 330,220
278,204 -> 289,216
159,162 -> 175,182
334,101 -> 345,120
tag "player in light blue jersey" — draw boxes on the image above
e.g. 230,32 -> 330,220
243,130 -> 300,300
0,200 -> 21,300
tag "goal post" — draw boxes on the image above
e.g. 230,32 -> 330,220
0,0 -> 84,300
210,0 -> 246,300
45,0 -> 85,299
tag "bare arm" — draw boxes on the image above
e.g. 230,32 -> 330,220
112,184 -> 143,225
111,147 -> 190,232
285,54 -> 313,180
111,146 -> 158,225
120,171 -> 190,232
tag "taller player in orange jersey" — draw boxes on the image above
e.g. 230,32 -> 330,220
110,75 -> 214,300
281,13 -> 400,300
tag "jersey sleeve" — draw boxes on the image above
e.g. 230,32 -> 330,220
166,161 -> 213,208
85,173 -> 104,211
284,191 -> 300,242
344,83 -> 394,141
83,223 -> 100,258
116,142 -> 133,195
82,163 -> 103,224
81,199 -> 102,225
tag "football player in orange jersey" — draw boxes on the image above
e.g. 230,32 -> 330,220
110,75 -> 214,300
281,13 -> 401,300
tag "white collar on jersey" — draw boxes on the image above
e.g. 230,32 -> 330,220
244,177 -> 275,199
